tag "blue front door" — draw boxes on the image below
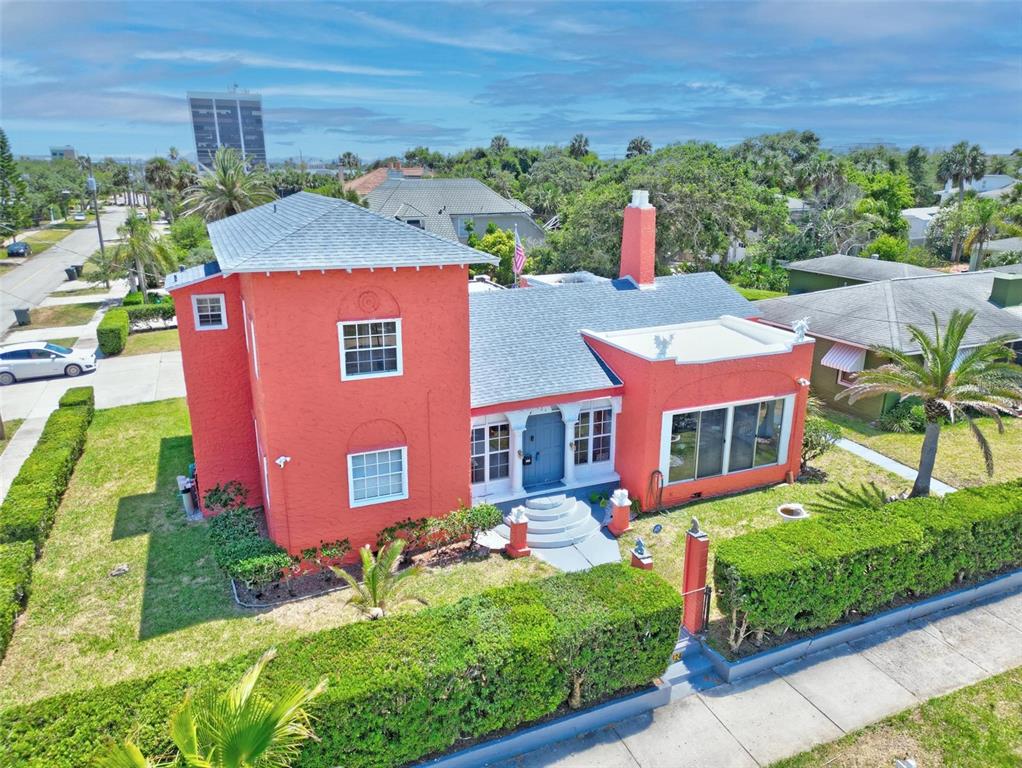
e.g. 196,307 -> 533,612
522,411 -> 565,488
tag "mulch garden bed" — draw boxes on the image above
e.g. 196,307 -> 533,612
232,539 -> 498,607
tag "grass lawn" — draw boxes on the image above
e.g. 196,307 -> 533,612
122,328 -> 180,356
0,398 -> 554,708
51,285 -> 110,297
772,666 -> 1022,768
616,447 -> 910,597
27,302 -> 102,329
18,220 -> 87,257
43,337 -> 78,348
826,410 -> 1022,488
0,419 -> 24,455
731,285 -> 786,301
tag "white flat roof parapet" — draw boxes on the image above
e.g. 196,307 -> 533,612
583,315 -> 805,364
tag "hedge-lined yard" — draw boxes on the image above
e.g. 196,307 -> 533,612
0,398 -> 554,708
714,479 -> 1022,652
97,307 -> 128,355
0,542 -> 33,660
0,564 -> 682,768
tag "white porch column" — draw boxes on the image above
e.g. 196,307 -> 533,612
559,403 -> 582,486
507,410 -> 529,496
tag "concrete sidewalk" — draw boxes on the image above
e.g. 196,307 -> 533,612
835,438 -> 957,495
498,588 -> 1022,767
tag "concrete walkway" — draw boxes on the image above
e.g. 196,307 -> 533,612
498,588 -> 1022,767
836,437 -> 957,495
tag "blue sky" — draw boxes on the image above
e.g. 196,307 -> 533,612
2,1 -> 1020,162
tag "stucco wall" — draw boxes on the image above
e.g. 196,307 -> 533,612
788,271 -> 864,295
171,274 -> 261,510
808,337 -> 895,420
583,337 -> 814,511
238,266 -> 474,554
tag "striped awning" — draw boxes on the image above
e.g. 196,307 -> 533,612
820,342 -> 867,372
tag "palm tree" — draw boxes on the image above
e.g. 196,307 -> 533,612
330,540 -> 425,620
339,151 -> 360,172
490,135 -> 509,153
938,142 -> 987,261
837,309 -> 1022,497
183,147 -> 275,222
113,215 -> 174,299
145,157 -> 175,192
168,146 -> 179,161
963,198 -> 1018,271
96,648 -> 326,768
796,153 -> 843,196
568,133 -> 590,159
626,136 -> 652,158
86,247 -> 127,289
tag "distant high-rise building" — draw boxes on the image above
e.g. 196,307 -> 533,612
187,90 -> 267,169
50,145 -> 76,160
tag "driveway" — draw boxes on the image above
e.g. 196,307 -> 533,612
0,206 -> 129,329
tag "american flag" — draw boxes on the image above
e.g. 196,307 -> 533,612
513,226 -> 526,274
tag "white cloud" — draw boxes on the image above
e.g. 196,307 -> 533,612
256,84 -> 468,107
0,57 -> 58,85
345,11 -> 530,53
135,49 -> 418,77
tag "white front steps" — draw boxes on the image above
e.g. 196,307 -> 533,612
493,494 -> 602,549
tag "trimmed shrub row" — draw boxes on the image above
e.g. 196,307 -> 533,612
57,385 -> 95,413
125,302 -> 176,325
97,308 -> 129,356
714,480 -> 1022,650
0,402 -> 94,548
0,540 -> 33,660
123,291 -> 169,307
208,507 -> 292,587
0,564 -> 682,768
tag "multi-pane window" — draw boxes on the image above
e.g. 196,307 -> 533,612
666,398 -> 787,484
339,320 -> 402,379
574,408 -> 613,465
348,447 -> 407,506
192,294 -> 226,330
471,423 -> 510,483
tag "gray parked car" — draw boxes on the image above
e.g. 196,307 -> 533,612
0,342 -> 96,385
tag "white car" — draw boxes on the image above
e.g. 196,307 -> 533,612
73,213 -> 87,221
0,342 -> 96,385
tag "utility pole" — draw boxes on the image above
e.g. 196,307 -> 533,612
86,157 -> 105,256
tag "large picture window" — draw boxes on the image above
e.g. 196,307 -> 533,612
574,408 -> 612,465
339,319 -> 402,380
665,397 -> 788,484
348,447 -> 408,507
471,423 -> 510,483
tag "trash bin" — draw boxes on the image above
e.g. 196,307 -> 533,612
13,308 -> 30,326
64,267 -> 78,281
73,264 -> 84,277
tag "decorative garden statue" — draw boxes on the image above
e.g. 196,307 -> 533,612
792,316 -> 810,343
634,537 -> 647,556
689,517 -> 701,535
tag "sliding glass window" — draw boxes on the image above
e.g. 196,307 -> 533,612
666,397 -> 788,484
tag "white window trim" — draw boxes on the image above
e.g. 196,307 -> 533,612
241,299 -> 250,351
191,293 -> 228,331
573,406 -> 614,466
471,420 -> 511,485
659,394 -> 795,486
837,369 -> 857,387
347,446 -> 409,508
250,317 -> 259,378
338,318 -> 404,381
262,454 -> 270,507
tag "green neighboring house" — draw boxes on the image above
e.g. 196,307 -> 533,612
786,253 -> 937,294
757,271 -> 1022,420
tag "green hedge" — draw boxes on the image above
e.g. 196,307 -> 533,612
57,385 -> 94,412
97,309 -> 128,356
207,507 -> 292,587
0,405 -> 93,548
714,480 -> 1022,647
0,540 -> 33,661
0,564 -> 682,768
125,302 -> 176,325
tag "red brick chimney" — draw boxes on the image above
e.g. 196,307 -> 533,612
620,190 -> 656,285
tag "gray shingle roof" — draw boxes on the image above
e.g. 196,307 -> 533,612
469,272 -> 758,408
366,178 -> 537,242
992,263 -> 1022,275
755,272 -> 1022,353
206,191 -> 497,273
787,254 -> 937,282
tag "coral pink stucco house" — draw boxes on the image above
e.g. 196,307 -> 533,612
168,190 -> 813,556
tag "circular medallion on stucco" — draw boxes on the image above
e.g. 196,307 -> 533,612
358,290 -> 381,313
